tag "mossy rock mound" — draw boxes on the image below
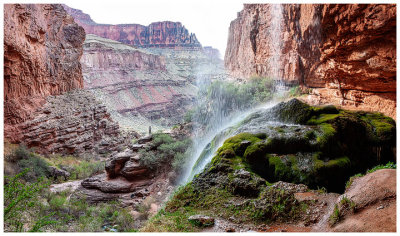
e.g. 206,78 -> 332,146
143,100 -> 395,231
196,99 -> 396,193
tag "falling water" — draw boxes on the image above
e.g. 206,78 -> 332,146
179,4 -> 287,184
269,4 -> 283,80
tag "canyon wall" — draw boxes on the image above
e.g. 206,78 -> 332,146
225,4 -> 396,119
62,5 -> 201,49
81,34 -> 198,132
4,4 -> 126,155
4,4 -> 85,140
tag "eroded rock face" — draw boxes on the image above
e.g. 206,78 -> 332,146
4,4 -> 85,140
62,4 -> 201,49
19,90 -> 124,154
81,34 -> 198,131
225,4 -> 396,119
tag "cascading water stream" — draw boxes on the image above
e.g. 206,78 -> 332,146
179,4 -> 286,184
269,4 -> 283,80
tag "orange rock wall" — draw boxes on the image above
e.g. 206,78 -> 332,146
225,4 -> 396,119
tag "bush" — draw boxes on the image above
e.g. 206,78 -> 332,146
13,145 -> 33,162
289,85 -> 302,97
17,156 -> 51,182
152,133 -> 174,147
139,133 -> 192,172
4,169 -> 55,232
70,161 -> 104,180
345,161 -> 396,190
49,195 -> 67,211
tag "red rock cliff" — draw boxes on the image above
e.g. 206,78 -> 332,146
225,4 -> 396,119
62,5 -> 201,49
4,4 -> 86,140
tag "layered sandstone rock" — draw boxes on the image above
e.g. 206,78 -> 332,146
82,140 -> 153,194
4,4 -> 85,139
81,34 -> 198,132
62,4 -> 201,49
19,90 -> 124,154
225,4 -> 396,119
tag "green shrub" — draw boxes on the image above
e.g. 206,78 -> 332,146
139,133 -> 192,172
152,133 -> 175,147
345,161 -> 396,190
70,161 -> 104,179
367,161 -> 396,173
289,86 -> 302,97
49,195 -> 67,211
4,169 -> 55,232
11,145 -> 33,162
17,156 -> 51,181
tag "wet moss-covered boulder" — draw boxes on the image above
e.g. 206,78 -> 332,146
195,99 -> 396,193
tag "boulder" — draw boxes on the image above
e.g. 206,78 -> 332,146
48,166 -> 70,180
188,215 -> 215,227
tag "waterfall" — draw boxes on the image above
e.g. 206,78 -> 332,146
178,4 -> 286,185
269,4 -> 283,80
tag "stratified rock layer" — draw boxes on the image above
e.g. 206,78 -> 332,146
4,4 -> 85,140
81,34 -> 198,131
62,4 -> 201,49
20,90 -> 124,154
225,4 -> 396,119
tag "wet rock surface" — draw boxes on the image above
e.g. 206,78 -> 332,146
193,99 -> 395,192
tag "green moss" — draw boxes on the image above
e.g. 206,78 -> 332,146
224,132 -> 264,145
275,127 -> 285,133
268,156 -> 291,180
316,123 -> 336,147
243,142 -> 265,157
326,157 -> 351,168
305,130 -> 316,140
307,113 -> 341,125
360,112 -> 395,139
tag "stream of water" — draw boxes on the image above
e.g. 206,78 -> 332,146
178,4 -> 286,185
